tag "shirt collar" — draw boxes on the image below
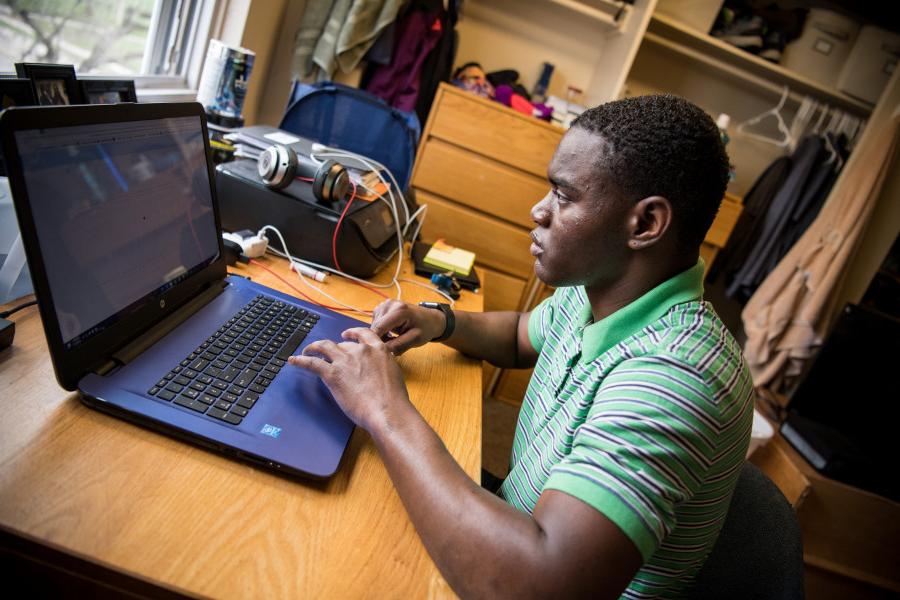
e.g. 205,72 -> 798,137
578,260 -> 705,363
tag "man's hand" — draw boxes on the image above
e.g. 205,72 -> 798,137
369,300 -> 447,355
288,327 -> 411,431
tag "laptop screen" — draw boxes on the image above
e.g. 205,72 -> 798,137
14,115 -> 219,349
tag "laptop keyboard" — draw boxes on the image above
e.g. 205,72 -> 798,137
146,294 -> 320,426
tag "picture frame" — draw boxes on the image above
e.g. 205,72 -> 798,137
80,78 -> 138,105
0,77 -> 36,110
14,63 -> 82,106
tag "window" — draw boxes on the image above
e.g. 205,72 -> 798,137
0,0 -> 217,92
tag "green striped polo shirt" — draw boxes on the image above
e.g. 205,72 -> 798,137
499,261 -> 754,599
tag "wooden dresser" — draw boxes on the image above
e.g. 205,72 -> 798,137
411,83 -> 742,403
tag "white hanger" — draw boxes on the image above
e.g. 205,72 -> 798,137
813,101 -> 829,134
823,108 -> 845,168
788,95 -> 815,152
736,86 -> 793,148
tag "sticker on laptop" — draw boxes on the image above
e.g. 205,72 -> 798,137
260,424 -> 282,438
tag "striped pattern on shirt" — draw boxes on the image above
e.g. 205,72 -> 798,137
499,274 -> 754,599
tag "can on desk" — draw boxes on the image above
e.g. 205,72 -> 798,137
197,39 -> 255,120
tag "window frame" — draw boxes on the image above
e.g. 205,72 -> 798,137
1,0 -> 226,103
136,0 -> 222,101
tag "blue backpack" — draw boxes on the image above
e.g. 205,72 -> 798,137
280,81 -> 420,191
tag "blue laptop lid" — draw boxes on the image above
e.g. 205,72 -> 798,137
0,102 -> 228,390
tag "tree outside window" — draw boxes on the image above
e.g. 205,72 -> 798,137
0,0 -> 156,75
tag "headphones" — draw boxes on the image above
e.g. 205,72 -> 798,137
257,145 -> 350,205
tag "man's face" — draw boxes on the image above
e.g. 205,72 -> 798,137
529,127 -> 631,289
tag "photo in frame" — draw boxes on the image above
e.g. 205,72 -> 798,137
80,79 -> 138,104
0,77 -> 36,110
14,63 -> 82,105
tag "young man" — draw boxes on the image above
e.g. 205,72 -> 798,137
289,94 -> 754,598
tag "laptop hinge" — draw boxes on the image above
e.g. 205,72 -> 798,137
94,358 -> 120,377
110,281 -> 228,367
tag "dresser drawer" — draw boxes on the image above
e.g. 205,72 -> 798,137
418,191 -> 534,278
428,87 -> 563,178
482,267 -> 527,313
706,195 -> 743,248
413,139 -> 546,229
700,242 -> 718,276
493,368 -> 533,405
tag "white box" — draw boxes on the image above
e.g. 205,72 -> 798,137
837,25 -> 900,104
656,0 -> 723,34
782,9 -> 860,87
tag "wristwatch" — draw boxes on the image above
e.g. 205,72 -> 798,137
418,301 -> 455,342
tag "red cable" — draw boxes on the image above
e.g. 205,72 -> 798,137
295,176 -> 315,182
332,181 -> 357,272
249,258 -> 369,314
328,182 -> 390,301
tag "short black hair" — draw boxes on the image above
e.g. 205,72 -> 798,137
571,94 -> 730,251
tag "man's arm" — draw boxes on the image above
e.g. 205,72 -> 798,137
370,301 -> 538,369
372,396 -> 643,599
289,328 -> 642,599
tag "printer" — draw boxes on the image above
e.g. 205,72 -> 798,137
215,126 -> 414,278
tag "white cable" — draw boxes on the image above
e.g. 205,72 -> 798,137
311,147 -> 411,224
293,264 -> 372,316
267,244 -> 396,291
398,277 -> 456,307
257,224 -> 373,314
311,151 -> 406,290
262,231 -> 455,308
259,147 -> 431,309
406,203 -> 427,249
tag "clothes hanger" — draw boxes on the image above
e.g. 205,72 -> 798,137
788,96 -> 815,152
823,108 -> 845,168
812,100 -> 829,134
736,86 -> 793,148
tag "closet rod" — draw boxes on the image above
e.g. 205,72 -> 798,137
642,32 -> 870,116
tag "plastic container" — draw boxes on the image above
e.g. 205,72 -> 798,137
782,9 -> 860,87
837,25 -> 900,104
656,0 -> 723,34
747,409 -> 775,458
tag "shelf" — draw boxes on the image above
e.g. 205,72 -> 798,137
544,0 -> 631,32
645,13 -> 873,115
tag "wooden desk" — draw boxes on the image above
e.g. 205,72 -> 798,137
0,256 -> 483,598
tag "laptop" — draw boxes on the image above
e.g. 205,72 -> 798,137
0,102 -> 362,479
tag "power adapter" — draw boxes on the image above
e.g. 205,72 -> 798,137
0,318 -> 14,351
223,230 -> 268,259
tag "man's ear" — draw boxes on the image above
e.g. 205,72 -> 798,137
626,195 -> 673,250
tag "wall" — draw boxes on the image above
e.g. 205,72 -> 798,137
247,0 -> 308,126
626,40 -> 802,198
247,0 -> 363,127
237,0 -> 290,126
455,0 -> 654,106
248,0 -> 654,124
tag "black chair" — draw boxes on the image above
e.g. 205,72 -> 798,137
691,462 -> 805,599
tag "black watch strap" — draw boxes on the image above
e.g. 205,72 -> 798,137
419,302 -> 455,342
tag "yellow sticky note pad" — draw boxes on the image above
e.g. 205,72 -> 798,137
423,239 -> 476,276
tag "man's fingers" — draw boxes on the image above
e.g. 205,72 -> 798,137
384,330 -> 420,355
288,354 -> 328,377
302,339 -> 341,362
370,312 -> 407,337
342,326 -> 384,345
